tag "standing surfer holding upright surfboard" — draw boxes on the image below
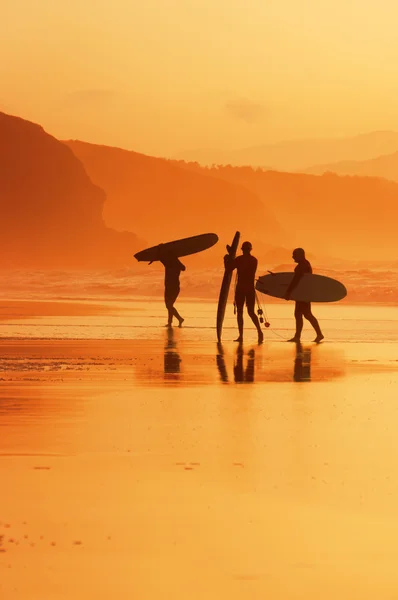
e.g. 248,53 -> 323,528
284,248 -> 324,343
225,241 -> 263,344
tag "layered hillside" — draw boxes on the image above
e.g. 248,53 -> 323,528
0,112 -> 140,267
305,151 -> 398,183
171,162 -> 398,260
176,131 -> 398,171
64,140 -> 284,261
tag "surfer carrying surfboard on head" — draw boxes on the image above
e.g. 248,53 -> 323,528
224,241 -> 263,344
284,248 -> 324,343
156,245 -> 185,328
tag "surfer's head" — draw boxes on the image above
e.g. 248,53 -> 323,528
241,241 -> 252,254
292,247 -> 305,262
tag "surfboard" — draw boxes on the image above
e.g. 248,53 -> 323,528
256,272 -> 347,303
216,231 -> 240,342
134,233 -> 218,262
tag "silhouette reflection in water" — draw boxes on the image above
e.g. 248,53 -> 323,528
234,344 -> 255,383
216,343 -> 229,383
216,343 -> 256,384
164,327 -> 181,375
293,343 -> 311,382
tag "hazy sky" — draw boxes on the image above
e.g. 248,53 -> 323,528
2,0 -> 398,156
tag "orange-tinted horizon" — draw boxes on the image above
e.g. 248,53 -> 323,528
2,0 -> 398,157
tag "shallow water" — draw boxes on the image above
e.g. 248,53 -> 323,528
2,299 -> 398,343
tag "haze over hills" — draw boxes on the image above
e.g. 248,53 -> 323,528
176,131 -> 398,171
4,107 -> 398,272
305,151 -> 398,183
64,140 -> 284,262
0,112 -> 140,268
171,161 -> 398,261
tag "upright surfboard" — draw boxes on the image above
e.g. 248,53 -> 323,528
216,231 -> 240,342
256,272 -> 347,303
134,233 -> 218,262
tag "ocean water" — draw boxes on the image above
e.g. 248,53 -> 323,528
0,265 -> 398,304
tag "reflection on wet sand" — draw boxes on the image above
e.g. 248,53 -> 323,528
234,345 -> 255,383
293,343 -> 311,382
216,343 -> 229,383
3,336 -> 398,599
164,326 -> 182,376
217,343 -> 256,384
217,342 -> 314,384
0,339 -> 346,388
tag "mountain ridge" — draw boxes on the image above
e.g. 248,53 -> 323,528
0,111 -> 141,268
175,131 -> 398,171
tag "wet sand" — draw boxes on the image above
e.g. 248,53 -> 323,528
2,301 -> 398,598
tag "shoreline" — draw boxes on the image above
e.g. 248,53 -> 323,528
2,297 -> 398,308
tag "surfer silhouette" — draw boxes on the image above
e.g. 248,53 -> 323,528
284,248 -> 324,343
225,241 -> 263,344
155,245 -> 185,327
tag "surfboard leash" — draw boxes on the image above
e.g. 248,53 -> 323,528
255,290 -> 271,329
255,290 -> 291,340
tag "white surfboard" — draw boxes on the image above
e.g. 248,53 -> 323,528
256,272 -> 347,303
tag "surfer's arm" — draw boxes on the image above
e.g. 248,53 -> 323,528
177,259 -> 186,271
285,269 -> 303,299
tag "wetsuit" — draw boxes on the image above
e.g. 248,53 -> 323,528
231,254 -> 258,313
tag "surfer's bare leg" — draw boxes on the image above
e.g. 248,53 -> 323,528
172,307 -> 184,327
166,306 -> 173,326
165,288 -> 183,326
303,304 -> 323,342
234,292 -> 245,342
165,306 -> 184,327
247,292 -> 263,343
288,302 -> 303,342
235,307 -> 244,342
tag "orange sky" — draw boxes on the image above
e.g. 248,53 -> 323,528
2,0 -> 398,157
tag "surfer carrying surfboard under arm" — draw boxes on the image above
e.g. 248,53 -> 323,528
156,245 -> 185,328
224,241 -> 263,344
284,248 -> 324,343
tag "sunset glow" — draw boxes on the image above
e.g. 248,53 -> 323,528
3,3 -> 398,600
3,0 -> 398,156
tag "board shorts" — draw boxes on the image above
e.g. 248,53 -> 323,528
235,287 -> 256,312
165,285 -> 180,308
295,301 -> 312,317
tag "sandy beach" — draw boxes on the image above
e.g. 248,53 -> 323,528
2,299 -> 398,599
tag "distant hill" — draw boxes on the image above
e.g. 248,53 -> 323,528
64,140 -> 284,261
171,161 -> 398,260
0,112 -> 140,268
176,131 -> 398,171
305,151 -> 398,182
